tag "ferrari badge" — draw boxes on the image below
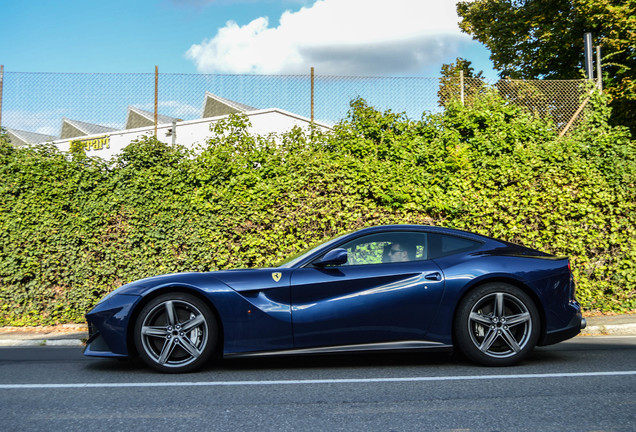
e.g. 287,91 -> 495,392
272,272 -> 282,282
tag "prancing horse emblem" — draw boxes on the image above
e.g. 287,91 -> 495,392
272,272 -> 282,282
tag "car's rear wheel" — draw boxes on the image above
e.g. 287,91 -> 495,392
454,283 -> 539,366
134,292 -> 217,373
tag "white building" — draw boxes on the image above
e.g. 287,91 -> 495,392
7,93 -> 331,160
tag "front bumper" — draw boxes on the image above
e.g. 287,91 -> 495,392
84,293 -> 141,358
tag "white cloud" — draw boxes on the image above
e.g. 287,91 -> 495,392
161,101 -> 201,118
185,0 -> 471,75
3,109 -> 67,136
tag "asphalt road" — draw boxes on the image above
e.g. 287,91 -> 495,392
1,337 -> 635,432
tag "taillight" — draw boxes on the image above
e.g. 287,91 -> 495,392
568,260 -> 577,301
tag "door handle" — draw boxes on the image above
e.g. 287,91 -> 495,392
425,272 -> 442,281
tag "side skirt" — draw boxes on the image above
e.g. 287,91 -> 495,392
224,340 -> 453,359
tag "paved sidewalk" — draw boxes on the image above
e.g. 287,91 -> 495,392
1,314 -> 635,347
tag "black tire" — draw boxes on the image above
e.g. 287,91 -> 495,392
133,292 -> 217,373
454,283 -> 540,366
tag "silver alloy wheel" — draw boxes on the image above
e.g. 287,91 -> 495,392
467,292 -> 532,358
139,299 -> 209,369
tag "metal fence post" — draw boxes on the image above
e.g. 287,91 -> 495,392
310,67 -> 315,124
460,70 -> 465,106
154,66 -> 158,137
596,46 -> 603,92
0,65 -> 4,130
584,32 -> 594,80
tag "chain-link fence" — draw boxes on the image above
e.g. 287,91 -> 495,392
0,70 -> 590,144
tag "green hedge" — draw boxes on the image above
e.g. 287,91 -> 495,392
1,91 -> 634,325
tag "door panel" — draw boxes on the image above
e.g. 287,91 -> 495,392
290,261 -> 445,348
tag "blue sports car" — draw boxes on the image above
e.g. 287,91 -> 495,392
84,225 -> 586,373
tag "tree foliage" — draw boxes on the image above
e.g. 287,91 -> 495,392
438,57 -> 487,107
0,95 -> 635,325
457,0 -> 636,133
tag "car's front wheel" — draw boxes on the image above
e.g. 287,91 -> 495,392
454,283 -> 540,366
134,292 -> 217,373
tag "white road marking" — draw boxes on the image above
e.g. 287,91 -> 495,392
1,370 -> 635,390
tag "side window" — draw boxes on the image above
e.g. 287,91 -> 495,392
427,233 -> 481,259
337,232 -> 430,266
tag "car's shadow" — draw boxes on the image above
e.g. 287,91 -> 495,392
214,349 -> 460,372
84,337 -> 636,374
84,349 -> 466,374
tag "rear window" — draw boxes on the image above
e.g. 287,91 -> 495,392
427,233 -> 481,259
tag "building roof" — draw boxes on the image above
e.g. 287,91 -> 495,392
202,92 -> 257,118
125,107 -> 181,130
6,128 -> 57,146
60,118 -> 117,139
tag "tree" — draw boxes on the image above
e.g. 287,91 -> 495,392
437,58 -> 486,107
457,0 -> 636,134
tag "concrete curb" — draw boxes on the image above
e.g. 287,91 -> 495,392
580,323 -> 636,336
0,338 -> 85,347
0,324 -> 88,347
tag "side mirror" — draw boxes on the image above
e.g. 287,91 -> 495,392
313,248 -> 348,267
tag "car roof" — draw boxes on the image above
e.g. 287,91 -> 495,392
348,224 -> 494,242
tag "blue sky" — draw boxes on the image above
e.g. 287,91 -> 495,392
0,0 -> 497,79
1,0 -> 501,136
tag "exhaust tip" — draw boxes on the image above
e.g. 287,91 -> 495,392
580,317 -> 587,329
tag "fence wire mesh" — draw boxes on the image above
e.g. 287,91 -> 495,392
0,71 -> 589,143
494,79 -> 591,131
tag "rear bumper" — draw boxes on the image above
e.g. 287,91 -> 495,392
538,311 -> 586,346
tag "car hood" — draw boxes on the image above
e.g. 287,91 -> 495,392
202,267 -> 290,292
107,267 -> 286,297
